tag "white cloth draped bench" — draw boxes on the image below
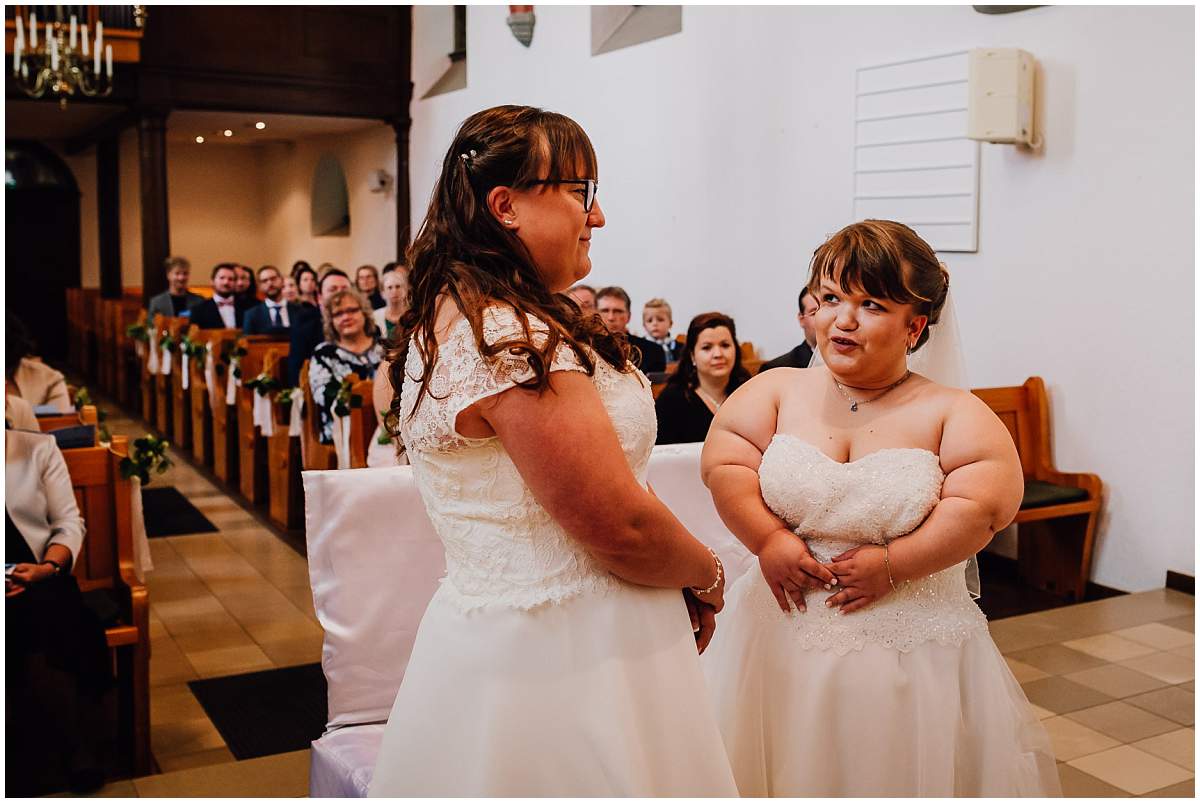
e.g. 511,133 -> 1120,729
304,442 -> 753,797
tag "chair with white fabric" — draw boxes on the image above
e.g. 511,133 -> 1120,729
303,442 -> 751,796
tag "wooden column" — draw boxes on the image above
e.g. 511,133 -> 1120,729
97,138 -> 123,300
392,116 -> 413,257
138,111 -> 171,302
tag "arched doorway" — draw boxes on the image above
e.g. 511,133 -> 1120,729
5,141 -> 82,363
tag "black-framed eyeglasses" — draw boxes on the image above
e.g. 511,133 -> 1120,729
527,179 -> 598,213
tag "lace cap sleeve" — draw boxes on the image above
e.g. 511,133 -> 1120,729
441,305 -> 588,440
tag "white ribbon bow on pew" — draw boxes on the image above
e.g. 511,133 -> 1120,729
253,391 -> 275,437
225,357 -> 241,407
160,345 -> 172,376
331,412 -> 352,469
147,331 -> 159,374
181,352 -> 190,390
128,476 -> 154,583
135,341 -> 146,360
288,390 -> 304,437
204,343 -> 217,409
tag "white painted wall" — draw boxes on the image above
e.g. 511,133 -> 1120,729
58,145 -> 100,289
167,143 -> 273,274
408,5 -> 1194,592
260,124 -> 399,271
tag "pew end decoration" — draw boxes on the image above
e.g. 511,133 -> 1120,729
118,435 -> 173,485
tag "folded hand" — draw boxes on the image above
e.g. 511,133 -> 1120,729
757,529 -> 838,613
683,590 -> 718,654
824,545 -> 893,614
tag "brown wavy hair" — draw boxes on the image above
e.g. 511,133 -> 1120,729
385,105 -> 632,446
664,312 -> 752,399
805,219 -> 949,352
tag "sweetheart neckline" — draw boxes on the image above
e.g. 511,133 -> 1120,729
769,433 -> 940,466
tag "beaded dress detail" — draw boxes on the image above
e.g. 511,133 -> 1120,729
398,305 -> 657,612
702,434 -> 1061,797
752,434 -> 988,654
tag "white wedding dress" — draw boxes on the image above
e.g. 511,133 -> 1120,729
702,434 -> 1061,797
368,306 -> 737,796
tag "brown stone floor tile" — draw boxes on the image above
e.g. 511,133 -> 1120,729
1067,701 -> 1180,743
1125,686 -> 1195,726
1141,778 -> 1195,797
1131,728 -> 1194,771
1065,664 -> 1170,700
1022,676 -> 1115,714
1055,763 -> 1130,797
1009,643 -> 1109,675
1068,745 -> 1192,795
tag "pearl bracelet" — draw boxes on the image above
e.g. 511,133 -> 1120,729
691,547 -> 724,595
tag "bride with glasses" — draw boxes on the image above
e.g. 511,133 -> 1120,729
367,105 -> 736,796
700,220 -> 1061,796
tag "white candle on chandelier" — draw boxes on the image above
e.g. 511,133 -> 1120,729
70,15 -> 77,49
95,21 -> 103,72
14,16 -> 24,52
29,12 -> 37,49
50,37 -> 59,71
106,44 -> 113,79
81,24 -> 89,57
13,38 -> 21,76
46,22 -> 52,50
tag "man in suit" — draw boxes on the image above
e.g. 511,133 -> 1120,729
759,287 -> 818,373
190,264 -> 254,330
243,265 -> 302,335
596,286 -> 666,374
286,268 -> 353,386
146,256 -> 205,319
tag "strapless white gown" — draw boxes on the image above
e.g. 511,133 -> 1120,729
368,307 -> 737,796
702,434 -> 1061,797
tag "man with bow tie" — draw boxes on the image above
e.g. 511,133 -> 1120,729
190,264 -> 256,329
243,265 -> 301,335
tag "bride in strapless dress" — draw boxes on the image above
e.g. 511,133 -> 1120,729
700,221 -> 1060,797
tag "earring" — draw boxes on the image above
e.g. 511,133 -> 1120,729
504,219 -> 513,225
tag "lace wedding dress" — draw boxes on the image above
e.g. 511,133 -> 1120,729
702,434 -> 1061,797
368,306 -> 737,796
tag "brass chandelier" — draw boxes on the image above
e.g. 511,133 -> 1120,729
10,7 -> 145,109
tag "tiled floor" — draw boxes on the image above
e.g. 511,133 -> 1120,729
72,403 -> 1194,797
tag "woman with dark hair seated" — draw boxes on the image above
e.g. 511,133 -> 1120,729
6,427 -> 112,794
655,312 -> 752,445
6,316 -> 71,413
292,263 -> 319,308
308,288 -> 384,444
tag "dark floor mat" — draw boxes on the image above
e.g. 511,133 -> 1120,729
141,486 -> 218,537
188,663 -> 327,761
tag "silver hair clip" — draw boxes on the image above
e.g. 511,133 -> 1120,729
460,148 -> 478,163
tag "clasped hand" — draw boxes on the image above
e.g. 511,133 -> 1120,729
5,562 -> 56,597
757,533 -> 893,615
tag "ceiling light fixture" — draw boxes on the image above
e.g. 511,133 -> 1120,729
195,135 -> 204,144
223,129 -> 233,137
255,121 -> 266,130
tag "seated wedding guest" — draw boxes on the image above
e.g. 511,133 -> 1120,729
654,312 -> 751,445
372,264 -> 410,342
6,392 -> 38,431
596,286 -> 666,373
366,361 -> 407,468
146,256 -> 204,319
282,275 -> 300,303
6,318 -> 70,413
294,264 -> 319,307
567,283 -> 597,315
233,263 -> 257,304
190,264 -> 254,329
6,426 -> 112,795
244,265 -> 302,335
288,268 -> 353,387
759,287 -> 818,372
356,264 -> 386,310
643,297 -> 682,365
307,289 -> 383,444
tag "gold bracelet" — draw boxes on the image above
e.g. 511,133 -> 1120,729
691,547 -> 724,595
883,543 -> 899,592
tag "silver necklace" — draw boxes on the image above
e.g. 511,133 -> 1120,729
833,371 -> 911,413
695,387 -> 725,411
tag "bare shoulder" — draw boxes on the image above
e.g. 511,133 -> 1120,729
936,382 -> 1018,473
